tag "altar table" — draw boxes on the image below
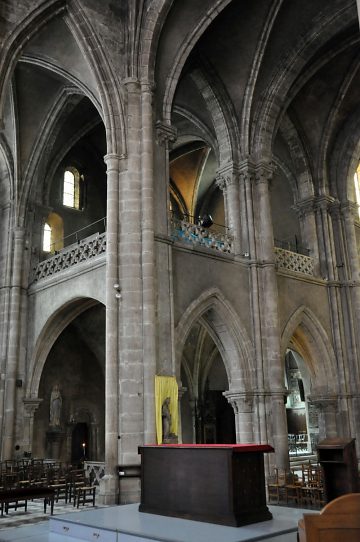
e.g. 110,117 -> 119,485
138,444 -> 274,527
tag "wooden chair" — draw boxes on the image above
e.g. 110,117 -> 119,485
267,468 -> 286,503
298,492 -> 360,542
285,470 -> 301,505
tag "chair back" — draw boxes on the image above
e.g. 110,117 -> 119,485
299,493 -> 360,542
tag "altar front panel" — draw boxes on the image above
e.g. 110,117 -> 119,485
138,444 -> 274,527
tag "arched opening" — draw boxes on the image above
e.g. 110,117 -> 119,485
180,321 -> 235,444
71,422 -> 89,465
285,349 -> 317,458
32,304 -> 105,463
43,212 -> 64,253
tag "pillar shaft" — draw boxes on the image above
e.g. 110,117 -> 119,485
224,391 -> 254,443
118,80 -> 143,467
308,396 -> 338,440
104,153 -> 122,479
216,165 -> 241,255
2,227 -> 25,459
141,83 -> 157,444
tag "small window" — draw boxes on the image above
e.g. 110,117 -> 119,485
43,223 -> 52,252
43,213 -> 64,253
354,164 -> 360,219
63,167 -> 82,209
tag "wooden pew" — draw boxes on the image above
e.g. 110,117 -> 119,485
0,486 -> 55,516
298,492 -> 360,542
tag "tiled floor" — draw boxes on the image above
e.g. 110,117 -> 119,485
0,497 -> 106,531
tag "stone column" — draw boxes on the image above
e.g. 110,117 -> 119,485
99,152 -> 123,504
23,398 -> 42,456
317,198 -> 347,396
255,163 -> 289,471
0,203 -> 12,446
337,203 -> 360,452
308,396 -> 338,440
294,197 -> 320,275
118,79 -> 143,471
2,227 -> 25,459
155,121 -> 177,376
239,163 -> 267,448
223,391 -> 254,443
215,163 -> 242,255
177,386 -> 187,443
141,82 -> 157,444
188,398 -> 197,444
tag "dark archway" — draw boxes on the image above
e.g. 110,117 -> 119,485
71,422 -> 89,465
33,304 -> 105,462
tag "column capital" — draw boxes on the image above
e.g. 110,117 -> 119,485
215,162 -> 241,189
140,79 -> 155,93
254,162 -> 274,185
155,121 -> 177,148
122,77 -> 141,92
314,195 -> 336,212
341,201 -> 359,220
104,153 -> 126,172
293,196 -> 316,218
223,391 -> 254,413
236,160 -> 274,185
23,398 -> 43,417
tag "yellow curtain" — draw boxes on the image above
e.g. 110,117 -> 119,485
155,375 -> 178,444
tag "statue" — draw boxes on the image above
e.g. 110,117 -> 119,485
162,397 -> 172,440
49,384 -> 62,428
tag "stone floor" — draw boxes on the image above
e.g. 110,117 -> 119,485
0,497 -> 107,531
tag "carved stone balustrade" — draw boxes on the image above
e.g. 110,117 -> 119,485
170,215 -> 233,254
84,461 -> 105,487
274,246 -> 314,276
32,232 -> 106,282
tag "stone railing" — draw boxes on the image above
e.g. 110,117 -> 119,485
32,232 -> 106,283
170,216 -> 233,254
274,247 -> 314,276
84,461 -> 105,487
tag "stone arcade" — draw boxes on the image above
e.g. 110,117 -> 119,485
0,0 -> 360,512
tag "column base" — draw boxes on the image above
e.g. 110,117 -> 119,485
99,474 -> 118,505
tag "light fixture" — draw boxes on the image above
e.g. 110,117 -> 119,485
199,214 -> 213,228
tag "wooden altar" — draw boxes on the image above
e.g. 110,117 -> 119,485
138,444 -> 274,527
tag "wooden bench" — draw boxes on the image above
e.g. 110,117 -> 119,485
0,487 -> 55,516
298,492 -> 360,542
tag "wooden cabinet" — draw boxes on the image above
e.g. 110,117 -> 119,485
138,444 -> 274,527
317,438 -> 359,502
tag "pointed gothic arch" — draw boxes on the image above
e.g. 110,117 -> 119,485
28,297 -> 102,399
162,0 -> 233,124
281,305 -> 337,394
0,0 -> 126,165
175,287 -> 254,391
252,4 -> 356,162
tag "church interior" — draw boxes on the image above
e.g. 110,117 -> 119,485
0,0 -> 360,533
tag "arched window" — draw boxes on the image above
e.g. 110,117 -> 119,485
354,163 -> 360,219
43,223 -> 52,252
43,213 -> 64,253
63,167 -> 82,209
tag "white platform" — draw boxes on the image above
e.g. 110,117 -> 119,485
47,503 -> 310,542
